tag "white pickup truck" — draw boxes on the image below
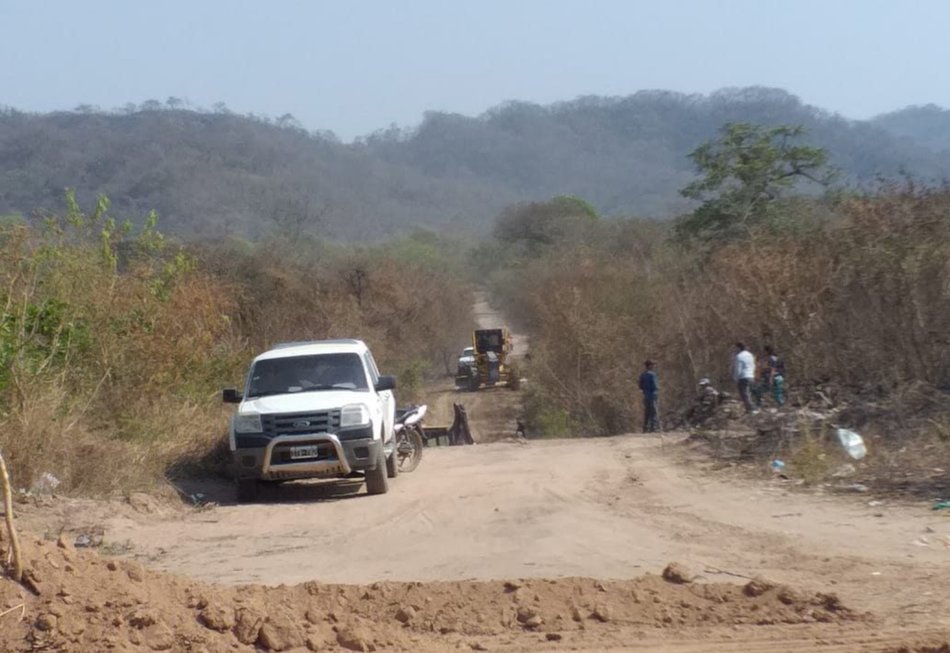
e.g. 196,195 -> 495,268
222,339 -> 397,502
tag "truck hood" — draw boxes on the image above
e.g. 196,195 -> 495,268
240,390 -> 372,415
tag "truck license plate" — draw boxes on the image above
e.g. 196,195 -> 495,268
289,445 -> 322,460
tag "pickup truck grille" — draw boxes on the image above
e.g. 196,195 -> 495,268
261,410 -> 341,437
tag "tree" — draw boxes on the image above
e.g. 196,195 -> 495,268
493,195 -> 599,256
268,193 -> 330,241
675,123 -> 831,243
276,113 -> 302,130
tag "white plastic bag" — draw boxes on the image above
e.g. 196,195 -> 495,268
836,428 -> 867,460
31,472 -> 61,495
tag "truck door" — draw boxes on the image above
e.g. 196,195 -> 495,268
364,352 -> 394,442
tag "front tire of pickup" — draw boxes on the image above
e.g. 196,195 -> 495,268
365,447 -> 389,495
236,478 -> 259,503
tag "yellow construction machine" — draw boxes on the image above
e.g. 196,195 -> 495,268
455,328 -> 518,391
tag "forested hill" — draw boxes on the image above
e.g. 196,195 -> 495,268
2,87 -> 948,240
870,104 -> 950,153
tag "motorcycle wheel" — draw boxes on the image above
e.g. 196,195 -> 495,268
397,425 -> 424,473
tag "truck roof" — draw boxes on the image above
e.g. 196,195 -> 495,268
255,339 -> 369,361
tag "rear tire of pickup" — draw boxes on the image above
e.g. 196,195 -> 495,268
365,448 -> 389,495
236,479 -> 259,503
385,443 -> 399,479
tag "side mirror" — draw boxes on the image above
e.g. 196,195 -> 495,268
375,375 -> 396,392
222,388 -> 243,403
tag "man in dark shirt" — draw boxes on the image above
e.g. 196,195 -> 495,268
638,360 -> 660,433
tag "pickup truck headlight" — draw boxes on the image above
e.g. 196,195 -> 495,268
234,413 -> 263,434
340,404 -> 370,428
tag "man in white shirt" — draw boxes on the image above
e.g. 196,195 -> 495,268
732,342 -> 756,414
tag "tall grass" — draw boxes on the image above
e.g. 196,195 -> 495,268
0,198 -> 472,494
491,187 -> 950,435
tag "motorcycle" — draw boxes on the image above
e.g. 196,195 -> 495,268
393,404 -> 426,472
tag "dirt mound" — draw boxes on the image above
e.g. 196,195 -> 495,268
1,533 -> 864,652
885,644 -> 950,653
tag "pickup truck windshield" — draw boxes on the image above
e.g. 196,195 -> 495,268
246,353 -> 368,397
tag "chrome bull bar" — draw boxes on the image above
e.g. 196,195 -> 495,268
261,432 -> 352,478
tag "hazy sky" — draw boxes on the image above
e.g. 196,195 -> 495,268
3,0 -> 948,140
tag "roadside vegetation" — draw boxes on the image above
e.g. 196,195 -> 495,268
3,119 -> 948,499
0,196 -> 470,495
483,125 -> 950,475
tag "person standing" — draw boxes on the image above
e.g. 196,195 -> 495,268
752,355 -> 771,408
732,343 -> 756,414
638,360 -> 660,433
764,345 -> 786,406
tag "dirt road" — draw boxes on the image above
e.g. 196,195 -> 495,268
104,436 -> 950,592
424,290 -> 525,439
89,435 -> 949,645
10,435 -> 950,650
